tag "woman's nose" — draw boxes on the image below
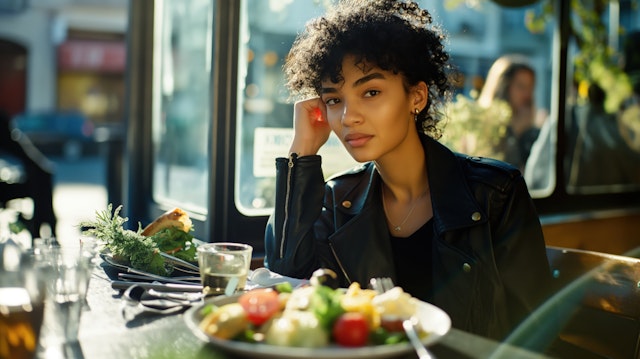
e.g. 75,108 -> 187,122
341,104 -> 363,126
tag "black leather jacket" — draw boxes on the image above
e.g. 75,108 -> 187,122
265,136 -> 552,339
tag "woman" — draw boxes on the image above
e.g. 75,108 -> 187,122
264,0 -> 551,340
477,55 -> 546,170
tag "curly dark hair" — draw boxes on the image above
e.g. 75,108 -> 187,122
283,0 -> 454,139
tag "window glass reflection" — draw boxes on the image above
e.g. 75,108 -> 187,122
435,1 -> 555,193
562,1 -> 640,194
236,0 -> 557,216
236,0 -> 355,216
152,0 -> 213,211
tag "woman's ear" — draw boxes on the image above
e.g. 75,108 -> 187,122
411,81 -> 428,111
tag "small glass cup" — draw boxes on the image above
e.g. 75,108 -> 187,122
0,238 -> 46,359
35,242 -> 93,347
197,242 -> 252,296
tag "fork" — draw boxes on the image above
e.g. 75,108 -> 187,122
370,277 -> 435,359
159,252 -> 200,274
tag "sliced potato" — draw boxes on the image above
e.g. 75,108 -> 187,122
199,303 -> 249,339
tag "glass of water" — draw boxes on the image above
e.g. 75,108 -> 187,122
197,242 -> 252,296
35,242 -> 93,347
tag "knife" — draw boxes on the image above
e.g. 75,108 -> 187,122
111,280 -> 203,292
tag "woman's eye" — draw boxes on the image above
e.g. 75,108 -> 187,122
325,97 -> 340,106
364,90 -> 380,97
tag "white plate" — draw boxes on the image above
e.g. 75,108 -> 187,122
184,293 -> 451,359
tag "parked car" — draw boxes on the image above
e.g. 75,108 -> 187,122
12,111 -> 95,159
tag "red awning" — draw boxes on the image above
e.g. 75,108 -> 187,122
57,40 -> 126,73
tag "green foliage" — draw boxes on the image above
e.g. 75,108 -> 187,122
526,0 -> 637,113
440,94 -> 511,159
445,0 -> 638,114
79,204 -> 168,275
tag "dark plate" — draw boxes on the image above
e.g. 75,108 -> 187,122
100,253 -> 200,282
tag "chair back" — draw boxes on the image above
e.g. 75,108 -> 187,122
545,245 -> 640,359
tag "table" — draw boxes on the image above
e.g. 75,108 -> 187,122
36,263 -> 552,359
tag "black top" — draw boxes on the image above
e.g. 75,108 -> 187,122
389,219 -> 434,302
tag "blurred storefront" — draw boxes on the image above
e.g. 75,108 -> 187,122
0,0 -> 128,156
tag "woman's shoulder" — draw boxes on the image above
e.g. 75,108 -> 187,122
325,162 -> 372,182
456,154 -> 524,192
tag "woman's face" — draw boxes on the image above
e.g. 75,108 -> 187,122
319,56 -> 420,163
508,69 -> 535,112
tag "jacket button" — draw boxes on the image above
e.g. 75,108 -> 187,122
463,263 -> 472,273
342,200 -> 352,208
471,212 -> 481,221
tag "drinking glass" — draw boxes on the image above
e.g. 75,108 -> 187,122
36,242 -> 93,347
0,238 -> 46,359
197,242 -> 252,296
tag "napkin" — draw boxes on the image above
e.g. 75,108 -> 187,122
248,267 -> 308,289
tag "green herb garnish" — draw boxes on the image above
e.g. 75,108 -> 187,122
80,204 -> 193,276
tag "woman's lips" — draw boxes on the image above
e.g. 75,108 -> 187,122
344,133 -> 372,147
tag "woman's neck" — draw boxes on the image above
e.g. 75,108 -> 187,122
374,134 -> 429,202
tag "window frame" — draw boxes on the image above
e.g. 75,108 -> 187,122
533,0 -> 640,217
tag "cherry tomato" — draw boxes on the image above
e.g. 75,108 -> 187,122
238,288 -> 281,326
332,312 -> 370,347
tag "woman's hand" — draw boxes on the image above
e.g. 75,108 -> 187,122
289,97 -> 332,156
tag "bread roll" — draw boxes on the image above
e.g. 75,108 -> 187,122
141,207 -> 193,236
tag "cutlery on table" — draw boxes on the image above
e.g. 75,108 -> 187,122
158,252 -> 200,274
111,280 -> 203,292
118,272 -> 200,284
101,253 -> 200,278
147,288 -> 203,303
370,277 -> 435,359
121,284 -> 191,319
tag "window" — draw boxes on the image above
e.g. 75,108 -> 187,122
234,0 -> 557,216
560,0 -> 640,194
235,0 -> 358,216
433,0 -> 556,194
151,0 -> 213,212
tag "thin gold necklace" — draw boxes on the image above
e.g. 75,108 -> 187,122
381,185 -> 428,232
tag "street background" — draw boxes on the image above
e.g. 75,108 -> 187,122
52,154 -> 108,246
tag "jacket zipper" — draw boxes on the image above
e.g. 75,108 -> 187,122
280,153 -> 296,258
328,242 -> 352,284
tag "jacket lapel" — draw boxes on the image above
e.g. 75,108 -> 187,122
423,137 -> 487,235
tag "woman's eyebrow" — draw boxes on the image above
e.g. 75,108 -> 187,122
320,72 -> 386,94
353,72 -> 385,87
320,87 -> 337,95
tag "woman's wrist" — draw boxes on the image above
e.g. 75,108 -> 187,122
289,140 -> 321,157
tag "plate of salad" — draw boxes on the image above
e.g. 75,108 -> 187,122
184,278 -> 451,359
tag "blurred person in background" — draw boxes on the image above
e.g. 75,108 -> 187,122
566,83 -> 640,188
477,55 -> 546,171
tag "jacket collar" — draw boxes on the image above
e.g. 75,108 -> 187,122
330,136 -> 485,233
422,136 -> 486,233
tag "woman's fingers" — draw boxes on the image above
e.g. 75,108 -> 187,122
290,98 -> 332,156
